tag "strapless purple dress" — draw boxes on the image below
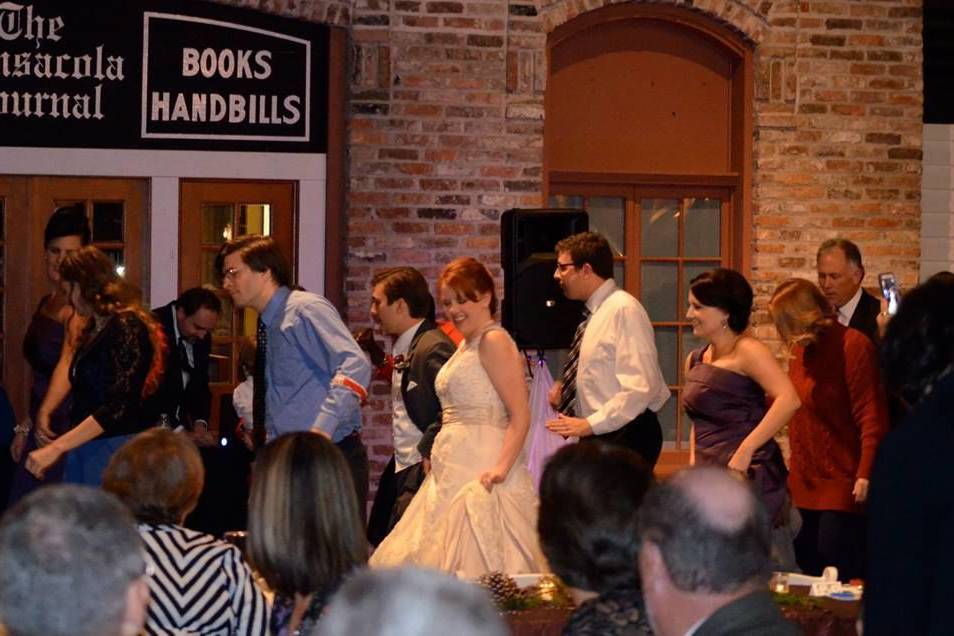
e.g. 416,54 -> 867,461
7,297 -> 73,505
682,346 -> 788,521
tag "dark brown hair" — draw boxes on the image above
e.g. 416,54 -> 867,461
372,266 -> 436,321
215,235 -> 292,288
247,433 -> 367,598
554,232 -> 614,280
689,268 -> 754,334
102,428 -> 204,525
438,257 -> 498,316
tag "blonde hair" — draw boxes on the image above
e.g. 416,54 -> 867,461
769,278 -> 835,348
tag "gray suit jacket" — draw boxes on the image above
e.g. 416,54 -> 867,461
695,591 -> 801,636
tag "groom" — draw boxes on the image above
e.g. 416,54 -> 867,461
366,267 -> 456,546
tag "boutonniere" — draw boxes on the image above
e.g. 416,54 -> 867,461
393,354 -> 410,372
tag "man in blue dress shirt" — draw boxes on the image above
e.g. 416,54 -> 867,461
218,235 -> 372,515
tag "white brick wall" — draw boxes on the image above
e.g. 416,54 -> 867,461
922,124 -> 954,279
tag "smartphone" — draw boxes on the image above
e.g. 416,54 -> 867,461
878,272 -> 900,316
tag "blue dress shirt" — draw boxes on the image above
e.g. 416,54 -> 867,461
260,287 -> 371,443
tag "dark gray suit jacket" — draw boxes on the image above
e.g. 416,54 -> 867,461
695,591 -> 801,636
401,320 -> 455,458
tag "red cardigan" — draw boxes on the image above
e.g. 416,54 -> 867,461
787,322 -> 888,513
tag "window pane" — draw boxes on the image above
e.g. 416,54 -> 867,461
587,197 -> 625,256
239,204 -> 272,236
215,294 -> 233,336
209,342 -> 232,383
92,202 -> 124,243
658,397 -> 677,443
547,194 -> 584,209
201,204 -> 233,244
641,262 -> 677,322
613,261 -> 625,289
102,249 -> 126,277
685,198 -> 721,257
641,199 -> 678,257
655,326 -> 678,386
202,251 -> 222,288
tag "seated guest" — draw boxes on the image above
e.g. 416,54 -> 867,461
864,274 -> 954,635
317,567 -> 506,636
247,432 -> 367,636
769,278 -> 888,581
102,428 -> 267,635
637,466 -> 799,636
537,442 -> 653,635
0,484 -> 149,636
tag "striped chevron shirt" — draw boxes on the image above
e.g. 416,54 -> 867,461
138,523 -> 268,636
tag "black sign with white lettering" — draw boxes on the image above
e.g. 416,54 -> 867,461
0,0 -> 328,152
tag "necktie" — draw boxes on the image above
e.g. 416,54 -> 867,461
177,338 -> 193,374
252,317 -> 268,448
558,310 -> 590,416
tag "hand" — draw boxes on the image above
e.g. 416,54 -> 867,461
189,425 -> 217,448
727,445 -> 753,474
545,414 -> 592,438
354,327 -> 387,367
26,443 -> 64,479
422,457 -> 431,475
547,381 -> 563,411
34,411 -> 56,447
10,430 -> 28,463
853,478 -> 870,503
876,298 -> 891,338
479,467 -> 506,492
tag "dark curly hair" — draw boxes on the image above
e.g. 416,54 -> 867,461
880,274 -> 954,413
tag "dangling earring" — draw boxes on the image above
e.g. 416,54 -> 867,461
721,318 -> 728,330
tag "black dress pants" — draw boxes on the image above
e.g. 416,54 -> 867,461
579,409 -> 662,469
794,508 -> 866,581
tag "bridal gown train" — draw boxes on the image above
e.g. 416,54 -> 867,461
369,324 -> 546,578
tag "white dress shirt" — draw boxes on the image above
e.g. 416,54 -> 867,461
836,285 -> 864,326
392,320 -> 424,472
575,279 -> 671,435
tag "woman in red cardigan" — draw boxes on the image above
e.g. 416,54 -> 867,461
769,278 -> 888,581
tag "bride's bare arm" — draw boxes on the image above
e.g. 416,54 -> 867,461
478,329 -> 530,491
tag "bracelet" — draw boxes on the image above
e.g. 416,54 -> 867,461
13,422 -> 31,435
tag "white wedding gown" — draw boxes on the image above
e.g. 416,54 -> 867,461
369,325 -> 546,578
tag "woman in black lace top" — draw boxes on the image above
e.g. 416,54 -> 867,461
538,442 -> 654,636
25,246 -> 165,485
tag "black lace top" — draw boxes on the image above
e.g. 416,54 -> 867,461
70,311 -> 160,436
562,586 -> 653,636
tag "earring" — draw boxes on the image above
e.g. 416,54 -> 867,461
721,318 -> 728,330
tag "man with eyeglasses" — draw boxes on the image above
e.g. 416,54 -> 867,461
547,231 -> 670,468
216,235 -> 371,517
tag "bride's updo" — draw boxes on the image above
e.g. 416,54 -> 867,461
438,257 -> 498,316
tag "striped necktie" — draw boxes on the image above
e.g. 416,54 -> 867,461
558,310 -> 590,416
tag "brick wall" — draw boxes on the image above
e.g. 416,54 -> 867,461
214,0 -> 923,498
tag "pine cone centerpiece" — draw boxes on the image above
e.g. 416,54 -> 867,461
477,571 -> 525,609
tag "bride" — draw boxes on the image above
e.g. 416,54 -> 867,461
369,257 -> 545,577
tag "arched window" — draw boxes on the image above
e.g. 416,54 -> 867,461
545,4 -> 754,463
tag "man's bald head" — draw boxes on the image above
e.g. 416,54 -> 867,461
637,466 -> 772,594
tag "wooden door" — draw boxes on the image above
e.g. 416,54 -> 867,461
179,180 -> 296,431
0,176 -> 148,425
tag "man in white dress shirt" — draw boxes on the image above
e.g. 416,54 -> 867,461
366,267 -> 455,547
546,231 -> 670,468
816,238 -> 880,343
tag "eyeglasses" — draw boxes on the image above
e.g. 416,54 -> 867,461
555,261 -> 579,273
222,266 -> 246,281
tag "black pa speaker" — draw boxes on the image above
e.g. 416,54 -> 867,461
501,209 -> 588,349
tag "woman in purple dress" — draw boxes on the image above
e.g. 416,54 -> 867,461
681,269 -> 801,564
7,205 -> 90,504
